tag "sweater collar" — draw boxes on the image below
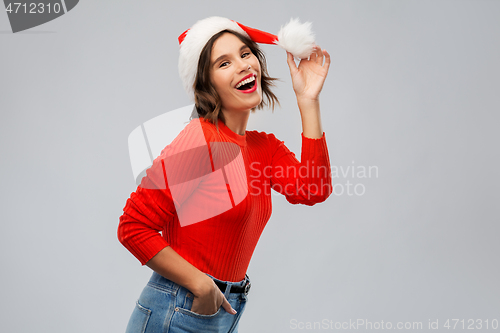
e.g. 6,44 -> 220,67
215,118 -> 247,147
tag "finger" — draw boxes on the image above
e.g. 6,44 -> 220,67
313,45 -> 324,65
221,295 -> 237,315
310,47 -> 317,61
323,49 -> 331,72
286,51 -> 298,76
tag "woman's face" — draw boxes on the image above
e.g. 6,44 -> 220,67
209,33 -> 262,114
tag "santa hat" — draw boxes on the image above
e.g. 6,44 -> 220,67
178,16 -> 316,99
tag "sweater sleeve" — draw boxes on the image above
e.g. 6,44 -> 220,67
118,120 -> 211,265
269,132 -> 332,205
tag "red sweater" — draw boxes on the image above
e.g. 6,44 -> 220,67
118,117 -> 332,282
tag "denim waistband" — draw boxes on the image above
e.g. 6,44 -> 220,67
205,272 -> 250,288
148,271 -> 250,295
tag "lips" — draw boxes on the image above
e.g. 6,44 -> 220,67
234,74 -> 258,95
235,73 -> 256,89
237,79 -> 257,94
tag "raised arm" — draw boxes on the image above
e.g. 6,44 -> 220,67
268,46 -> 332,204
286,46 -> 331,139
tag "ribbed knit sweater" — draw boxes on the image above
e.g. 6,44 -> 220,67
118,117 -> 332,282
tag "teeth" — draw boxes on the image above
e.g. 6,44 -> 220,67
235,75 -> 255,89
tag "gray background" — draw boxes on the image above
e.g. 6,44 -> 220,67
1,0 -> 499,332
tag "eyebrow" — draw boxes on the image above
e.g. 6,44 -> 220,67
212,44 -> 249,67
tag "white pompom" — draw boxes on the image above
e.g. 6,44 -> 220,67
275,18 -> 315,59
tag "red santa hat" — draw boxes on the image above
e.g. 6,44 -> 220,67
178,16 -> 316,100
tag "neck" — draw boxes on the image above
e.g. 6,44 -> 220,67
221,108 -> 250,136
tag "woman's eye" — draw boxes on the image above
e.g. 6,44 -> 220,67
219,53 -> 250,68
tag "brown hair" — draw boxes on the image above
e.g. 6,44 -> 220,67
191,29 -> 280,128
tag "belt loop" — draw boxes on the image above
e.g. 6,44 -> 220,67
223,281 -> 232,298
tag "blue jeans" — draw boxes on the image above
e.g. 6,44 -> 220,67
125,271 -> 250,333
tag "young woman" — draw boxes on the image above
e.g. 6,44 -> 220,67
118,17 -> 332,333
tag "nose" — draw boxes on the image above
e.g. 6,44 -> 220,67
237,58 -> 251,72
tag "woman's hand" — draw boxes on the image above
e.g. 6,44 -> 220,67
190,276 -> 237,315
286,46 -> 331,103
143,247 -> 236,316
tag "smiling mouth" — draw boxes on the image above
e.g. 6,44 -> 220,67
235,75 -> 256,91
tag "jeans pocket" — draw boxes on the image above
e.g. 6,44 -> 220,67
176,291 -> 223,319
125,300 -> 152,333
